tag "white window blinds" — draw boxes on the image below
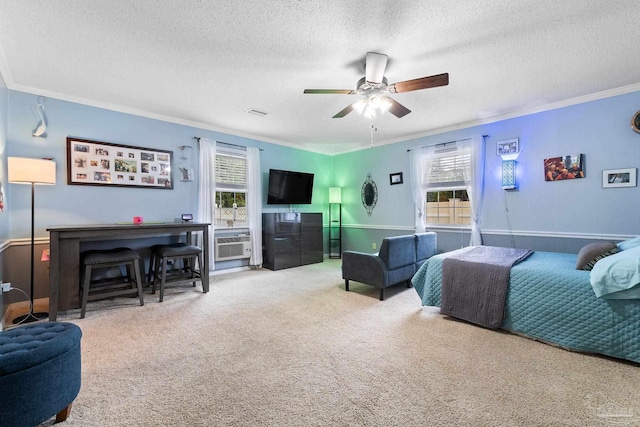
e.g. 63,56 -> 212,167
424,146 -> 470,189
215,153 -> 246,190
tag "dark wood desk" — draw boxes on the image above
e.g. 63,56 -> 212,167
47,222 -> 210,320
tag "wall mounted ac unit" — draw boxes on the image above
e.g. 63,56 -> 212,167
215,235 -> 252,261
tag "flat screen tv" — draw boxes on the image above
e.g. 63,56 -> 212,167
267,169 -> 314,205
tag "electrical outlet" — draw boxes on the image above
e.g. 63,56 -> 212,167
1,282 -> 11,293
372,243 -> 377,250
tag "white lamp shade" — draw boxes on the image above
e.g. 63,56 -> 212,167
329,187 -> 342,204
8,157 -> 56,185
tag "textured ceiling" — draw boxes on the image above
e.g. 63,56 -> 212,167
1,1 -> 639,155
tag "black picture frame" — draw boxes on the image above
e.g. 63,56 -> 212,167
67,137 -> 174,189
390,172 -> 403,185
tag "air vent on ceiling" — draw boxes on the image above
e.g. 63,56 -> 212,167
246,108 -> 268,117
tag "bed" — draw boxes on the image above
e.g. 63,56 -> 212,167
411,245 -> 640,364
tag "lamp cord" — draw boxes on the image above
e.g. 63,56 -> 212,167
7,287 -> 32,327
502,189 -> 516,248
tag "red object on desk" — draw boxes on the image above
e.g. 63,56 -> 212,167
133,216 -> 143,224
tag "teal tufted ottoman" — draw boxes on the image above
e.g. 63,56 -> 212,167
0,322 -> 82,426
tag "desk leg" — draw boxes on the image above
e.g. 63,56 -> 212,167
58,239 -> 81,311
202,226 -> 209,293
49,238 -> 80,319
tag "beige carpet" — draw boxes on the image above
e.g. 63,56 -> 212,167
45,259 -> 640,426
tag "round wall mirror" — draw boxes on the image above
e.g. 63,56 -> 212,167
361,173 -> 378,216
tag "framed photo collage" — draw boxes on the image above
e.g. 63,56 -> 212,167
66,137 -> 173,189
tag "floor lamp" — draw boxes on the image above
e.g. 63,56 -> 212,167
8,157 -> 56,324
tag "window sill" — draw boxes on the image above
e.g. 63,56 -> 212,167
213,225 -> 250,232
425,224 -> 472,230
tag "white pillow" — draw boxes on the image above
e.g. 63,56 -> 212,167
617,236 -> 640,251
590,245 -> 640,299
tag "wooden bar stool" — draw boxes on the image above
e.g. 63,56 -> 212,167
80,248 -> 144,318
150,244 -> 203,302
147,242 -> 186,285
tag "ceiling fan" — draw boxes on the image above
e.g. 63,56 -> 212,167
303,52 -> 449,119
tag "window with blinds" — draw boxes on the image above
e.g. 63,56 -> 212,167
215,153 -> 246,189
424,146 -> 471,226
215,151 -> 247,226
424,147 -> 470,189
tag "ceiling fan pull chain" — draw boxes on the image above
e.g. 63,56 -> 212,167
370,123 -> 377,148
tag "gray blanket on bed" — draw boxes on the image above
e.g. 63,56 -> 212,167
441,246 -> 533,329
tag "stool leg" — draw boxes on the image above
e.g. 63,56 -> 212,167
151,257 -> 160,295
159,257 -> 168,302
125,264 -> 132,291
197,252 -> 203,276
197,252 -> 204,291
81,264 -> 92,319
183,256 -> 191,275
147,251 -> 156,284
189,256 -> 197,287
133,259 -> 144,307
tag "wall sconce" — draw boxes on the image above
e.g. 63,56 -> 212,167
33,104 -> 48,138
502,160 -> 517,190
177,145 -> 193,160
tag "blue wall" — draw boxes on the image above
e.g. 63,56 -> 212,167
5,90 -> 332,241
333,90 -> 640,253
3,85 -> 640,260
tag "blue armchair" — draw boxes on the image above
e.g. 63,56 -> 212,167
415,232 -> 437,270
342,232 -> 437,300
342,234 -> 417,300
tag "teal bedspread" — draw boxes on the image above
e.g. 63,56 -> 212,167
412,248 -> 640,363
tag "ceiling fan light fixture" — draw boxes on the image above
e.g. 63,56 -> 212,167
353,99 -> 366,114
363,105 -> 376,119
368,95 -> 381,109
379,98 -> 392,113
304,52 -> 448,120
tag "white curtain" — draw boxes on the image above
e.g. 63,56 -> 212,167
197,138 -> 216,270
410,135 -> 485,244
246,147 -> 263,266
409,145 -> 436,232
409,149 -> 426,232
459,134 -> 485,246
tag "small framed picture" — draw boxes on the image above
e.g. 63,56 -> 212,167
544,154 -> 585,181
389,172 -> 403,185
602,168 -> 637,188
497,138 -> 519,156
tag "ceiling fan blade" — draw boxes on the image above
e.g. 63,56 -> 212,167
388,73 -> 449,93
304,89 -> 355,94
332,104 -> 354,118
383,97 -> 411,118
365,52 -> 388,84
